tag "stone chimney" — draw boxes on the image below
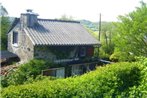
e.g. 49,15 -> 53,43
20,9 -> 38,28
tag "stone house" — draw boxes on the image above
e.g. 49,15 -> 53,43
7,10 -> 101,77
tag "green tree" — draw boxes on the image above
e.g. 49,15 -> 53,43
113,1 -> 147,61
99,22 -> 115,59
82,21 -> 116,59
0,3 -> 8,16
59,14 -> 74,20
0,5 -> 10,50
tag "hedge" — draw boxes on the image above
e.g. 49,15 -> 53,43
1,60 -> 147,98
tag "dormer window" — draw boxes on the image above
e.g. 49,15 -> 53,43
13,31 -> 18,46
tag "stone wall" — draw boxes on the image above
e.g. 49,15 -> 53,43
34,46 -> 78,61
7,24 -> 34,62
34,46 -> 56,61
34,46 -> 95,62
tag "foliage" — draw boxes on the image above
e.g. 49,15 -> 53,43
1,59 -> 57,87
0,16 -> 10,50
113,1 -> 147,61
99,22 -> 115,58
0,5 -> 10,50
2,60 -> 147,97
128,57 -> 147,97
49,46 -> 75,59
83,20 -> 116,59
110,51 -> 135,62
59,14 -> 74,20
99,43 -> 114,59
0,4 -> 8,16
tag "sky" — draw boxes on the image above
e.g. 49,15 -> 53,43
1,0 -> 147,22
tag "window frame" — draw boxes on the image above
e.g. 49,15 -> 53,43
80,47 -> 86,57
12,31 -> 18,46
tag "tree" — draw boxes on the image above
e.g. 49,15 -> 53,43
99,22 -> 115,59
0,5 -> 10,50
0,3 -> 8,16
113,1 -> 147,61
59,14 -> 74,20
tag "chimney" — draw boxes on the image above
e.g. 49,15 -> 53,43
20,9 -> 38,28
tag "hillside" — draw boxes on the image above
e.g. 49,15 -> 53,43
80,19 -> 99,31
80,19 -> 113,32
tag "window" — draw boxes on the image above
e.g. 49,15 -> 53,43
13,31 -> 18,45
87,47 -> 94,56
42,67 -> 65,78
72,65 -> 83,76
80,47 -> 86,57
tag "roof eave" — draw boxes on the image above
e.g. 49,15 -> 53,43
34,43 -> 100,46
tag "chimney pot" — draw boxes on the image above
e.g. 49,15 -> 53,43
26,9 -> 33,13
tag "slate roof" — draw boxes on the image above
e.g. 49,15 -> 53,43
20,19 -> 100,46
7,18 -> 20,33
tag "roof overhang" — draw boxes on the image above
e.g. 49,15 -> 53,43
1,51 -> 18,59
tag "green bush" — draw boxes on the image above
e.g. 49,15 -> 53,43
2,60 -> 146,98
99,49 -> 110,59
110,51 -> 135,62
109,52 -> 121,62
128,57 -> 147,97
1,59 -> 56,87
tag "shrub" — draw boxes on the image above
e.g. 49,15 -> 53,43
2,61 -> 146,98
1,59 -> 56,87
109,52 -> 121,62
128,57 -> 147,97
110,51 -> 135,62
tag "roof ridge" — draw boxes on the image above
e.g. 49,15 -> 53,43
37,18 -> 80,23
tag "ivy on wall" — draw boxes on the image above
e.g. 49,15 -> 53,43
49,46 -> 75,59
34,46 -> 75,59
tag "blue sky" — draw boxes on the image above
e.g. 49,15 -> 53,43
1,0 -> 147,22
